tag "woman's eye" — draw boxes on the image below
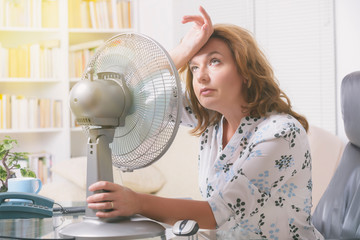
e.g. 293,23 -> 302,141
190,66 -> 198,72
210,59 -> 220,65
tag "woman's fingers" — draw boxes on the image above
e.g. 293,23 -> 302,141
87,200 -> 129,218
199,6 -> 212,26
87,181 -> 118,204
88,181 -> 117,192
87,201 -> 113,210
95,209 -> 124,218
87,192 -> 113,203
182,15 -> 204,25
86,181 -> 140,218
182,6 -> 212,26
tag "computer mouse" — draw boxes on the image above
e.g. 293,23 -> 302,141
172,219 -> 199,236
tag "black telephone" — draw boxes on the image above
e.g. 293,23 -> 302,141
0,192 -> 54,219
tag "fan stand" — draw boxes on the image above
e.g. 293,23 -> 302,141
59,128 -> 166,239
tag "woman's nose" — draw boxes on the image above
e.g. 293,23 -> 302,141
195,66 -> 210,83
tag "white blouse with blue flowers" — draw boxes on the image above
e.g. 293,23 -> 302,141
180,98 -> 324,240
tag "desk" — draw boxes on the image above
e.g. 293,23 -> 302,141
0,209 -> 217,239
0,201 -> 269,240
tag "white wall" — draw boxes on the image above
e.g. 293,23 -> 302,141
136,1 -> 201,197
137,0 -> 174,49
138,0 -> 360,143
137,0 -> 199,50
134,0 -> 360,201
335,0 -> 360,142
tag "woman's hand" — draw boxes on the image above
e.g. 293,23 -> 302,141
181,6 -> 214,54
171,6 -> 214,69
87,181 -> 140,218
87,181 -> 217,229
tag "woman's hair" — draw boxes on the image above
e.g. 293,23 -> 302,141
179,23 -> 308,136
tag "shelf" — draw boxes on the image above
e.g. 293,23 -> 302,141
0,30 -> 62,47
69,28 -> 132,33
69,78 -> 81,83
68,32 -> 121,45
0,27 -> 61,33
0,78 -> 61,83
71,127 -> 83,132
0,0 -> 138,160
0,128 -> 63,134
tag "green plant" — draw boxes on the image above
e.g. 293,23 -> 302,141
0,136 -> 36,192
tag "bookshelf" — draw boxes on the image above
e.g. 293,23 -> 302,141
0,0 -> 138,175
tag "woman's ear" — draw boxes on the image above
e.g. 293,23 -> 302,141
243,77 -> 250,88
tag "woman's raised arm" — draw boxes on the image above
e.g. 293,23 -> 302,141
170,6 -> 214,70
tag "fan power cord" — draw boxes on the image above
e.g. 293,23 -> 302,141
0,236 -> 75,240
53,202 -> 86,214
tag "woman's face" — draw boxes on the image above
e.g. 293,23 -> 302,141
189,38 -> 247,115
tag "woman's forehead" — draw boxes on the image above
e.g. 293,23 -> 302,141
190,38 -> 231,63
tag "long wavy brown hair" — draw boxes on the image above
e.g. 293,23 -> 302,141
179,23 -> 308,136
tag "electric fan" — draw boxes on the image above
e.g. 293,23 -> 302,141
59,32 -> 182,239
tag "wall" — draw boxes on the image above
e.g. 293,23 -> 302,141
138,0 -> 360,141
137,0 -> 176,50
136,0 -> 202,198
135,1 -> 360,200
335,0 -> 360,143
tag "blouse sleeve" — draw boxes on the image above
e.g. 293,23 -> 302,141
208,118 -> 310,227
179,83 -> 198,128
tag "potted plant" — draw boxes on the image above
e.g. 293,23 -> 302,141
0,136 -> 36,192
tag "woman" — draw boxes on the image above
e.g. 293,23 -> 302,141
87,6 -> 323,239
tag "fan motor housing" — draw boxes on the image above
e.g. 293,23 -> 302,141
69,75 -> 129,127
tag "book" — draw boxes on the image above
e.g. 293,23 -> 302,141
0,0 -> 46,28
0,95 -> 2,129
0,42 -> 9,78
9,48 -> 17,78
0,0 -> 4,27
111,0 -> 118,28
69,40 -> 104,77
80,0 -> 91,28
39,98 -> 49,128
122,0 -> 130,28
68,0 -> 82,28
5,94 -> 11,129
10,95 -> 18,129
117,0 -> 124,28
4,42 -> 59,79
28,152 -> 53,184
89,0 -> 98,29
32,0 -> 42,28
28,97 -> 39,129
68,0 -> 132,29
18,45 -> 30,78
30,43 -> 41,79
42,0 -> 59,28
53,100 -> 62,128
18,95 -> 28,129
69,39 -> 104,52
0,94 -> 62,129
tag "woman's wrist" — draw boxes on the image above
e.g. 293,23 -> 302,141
136,192 -> 150,216
171,40 -> 203,70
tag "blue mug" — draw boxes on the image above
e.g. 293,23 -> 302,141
7,177 -> 42,202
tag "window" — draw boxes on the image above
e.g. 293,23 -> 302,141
200,0 -> 336,133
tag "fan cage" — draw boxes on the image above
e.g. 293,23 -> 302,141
80,32 -> 182,171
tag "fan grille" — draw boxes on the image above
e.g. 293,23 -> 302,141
81,33 -> 181,171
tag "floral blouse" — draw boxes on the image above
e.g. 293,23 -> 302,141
180,97 -> 324,240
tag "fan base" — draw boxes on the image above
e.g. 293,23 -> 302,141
58,217 -> 166,240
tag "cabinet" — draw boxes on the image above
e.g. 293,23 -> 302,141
0,0 -> 138,168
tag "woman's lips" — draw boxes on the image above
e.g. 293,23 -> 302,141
200,88 -> 214,96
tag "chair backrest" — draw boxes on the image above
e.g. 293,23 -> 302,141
307,125 -> 344,211
312,71 -> 360,239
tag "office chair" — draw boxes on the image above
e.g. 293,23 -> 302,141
312,71 -> 360,239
